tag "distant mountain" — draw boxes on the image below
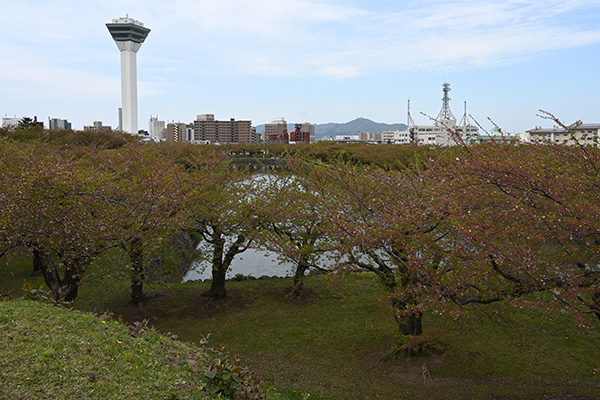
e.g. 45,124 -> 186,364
314,118 -> 407,140
255,118 -> 408,141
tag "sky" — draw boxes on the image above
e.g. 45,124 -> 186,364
1,0 -> 600,133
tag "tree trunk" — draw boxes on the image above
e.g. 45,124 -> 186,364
392,296 -> 423,356
290,262 -> 309,298
358,251 -> 424,355
206,262 -> 228,299
130,237 -> 145,305
204,233 -> 247,299
34,249 -> 80,302
204,237 -> 228,299
397,312 -> 423,336
59,267 -> 80,302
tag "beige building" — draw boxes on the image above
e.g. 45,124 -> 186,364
301,122 -> 316,143
358,132 -> 370,141
193,114 -> 255,144
84,121 -> 111,131
264,118 -> 287,143
166,122 -> 187,142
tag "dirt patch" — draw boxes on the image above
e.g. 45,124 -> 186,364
362,339 -> 446,386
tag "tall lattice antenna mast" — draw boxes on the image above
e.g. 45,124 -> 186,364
436,82 -> 455,121
407,99 -> 416,128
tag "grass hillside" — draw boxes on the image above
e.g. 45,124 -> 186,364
2,256 -> 600,399
0,300 -> 215,399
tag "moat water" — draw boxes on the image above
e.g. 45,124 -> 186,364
183,248 -> 294,281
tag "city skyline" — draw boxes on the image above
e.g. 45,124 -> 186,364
1,1 -> 600,133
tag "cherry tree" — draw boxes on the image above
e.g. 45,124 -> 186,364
0,143 -> 129,301
252,162 -> 335,297
85,144 -> 186,304
298,157 -> 459,350
182,151 -> 259,299
0,141 -> 185,303
440,130 -> 600,325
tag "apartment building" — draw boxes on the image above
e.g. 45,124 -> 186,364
166,122 -> 187,142
193,114 -> 255,144
527,124 -> 600,146
48,118 -> 72,130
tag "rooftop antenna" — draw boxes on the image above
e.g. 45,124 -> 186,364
407,99 -> 416,128
407,99 -> 418,143
459,101 -> 473,129
436,82 -> 455,121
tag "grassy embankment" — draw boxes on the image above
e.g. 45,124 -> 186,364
0,299 -> 215,399
2,252 -> 600,400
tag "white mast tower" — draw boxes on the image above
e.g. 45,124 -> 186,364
106,16 -> 151,134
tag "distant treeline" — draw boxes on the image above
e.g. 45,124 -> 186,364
0,126 -> 436,169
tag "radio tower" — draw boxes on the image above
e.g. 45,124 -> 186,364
436,83 -> 455,121
106,16 -> 151,134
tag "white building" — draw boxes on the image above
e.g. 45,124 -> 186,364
381,130 -> 411,144
414,119 -> 459,146
526,123 -> 600,146
148,115 -> 166,141
334,135 -> 360,141
2,116 -> 20,128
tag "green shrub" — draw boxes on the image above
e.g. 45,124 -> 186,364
204,343 -> 265,399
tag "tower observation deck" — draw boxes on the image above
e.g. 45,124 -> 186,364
106,16 -> 151,134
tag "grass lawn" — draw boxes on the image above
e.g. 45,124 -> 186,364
2,255 -> 600,399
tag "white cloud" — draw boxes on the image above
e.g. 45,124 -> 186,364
169,0 -> 367,33
4,0 -> 600,81
139,0 -> 600,78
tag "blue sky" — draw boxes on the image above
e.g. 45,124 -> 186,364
1,0 -> 599,133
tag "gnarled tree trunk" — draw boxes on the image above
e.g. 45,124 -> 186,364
33,248 -> 80,302
391,295 -> 423,356
377,261 -> 423,355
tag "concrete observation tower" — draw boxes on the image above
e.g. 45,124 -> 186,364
106,16 -> 150,134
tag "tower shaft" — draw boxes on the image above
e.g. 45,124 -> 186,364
120,49 -> 138,134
